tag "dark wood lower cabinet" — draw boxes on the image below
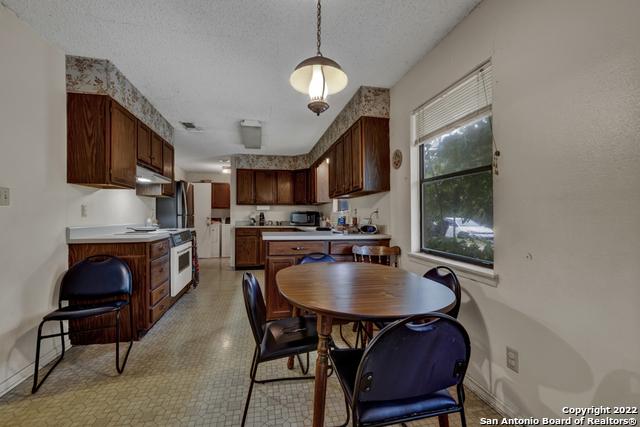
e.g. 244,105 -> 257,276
264,239 -> 390,320
265,255 -> 301,319
67,238 -> 190,344
235,227 -> 301,269
235,232 -> 260,268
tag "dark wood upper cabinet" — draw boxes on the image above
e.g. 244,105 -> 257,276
336,137 -> 346,195
211,182 -> 231,209
293,169 -> 308,205
350,120 -> 363,192
236,169 -> 255,205
161,142 -> 172,177
276,170 -> 294,204
327,116 -> 389,198
136,121 -> 152,166
254,170 -> 277,204
343,129 -> 353,193
150,133 -> 164,172
161,142 -> 175,197
67,93 -> 136,189
109,102 -> 138,188
328,145 -> 337,198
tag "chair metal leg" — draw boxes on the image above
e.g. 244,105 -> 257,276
339,324 -> 354,348
242,348 -> 260,427
31,320 -> 65,394
459,408 -> 467,427
333,397 -> 350,427
115,307 -> 134,374
296,352 -> 310,375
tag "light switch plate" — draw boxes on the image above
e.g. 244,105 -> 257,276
0,187 -> 9,206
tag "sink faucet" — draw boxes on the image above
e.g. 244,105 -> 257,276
366,209 -> 379,225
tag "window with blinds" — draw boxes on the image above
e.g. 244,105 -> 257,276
414,61 -> 494,267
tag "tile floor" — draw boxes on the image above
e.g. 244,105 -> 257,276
0,259 -> 501,426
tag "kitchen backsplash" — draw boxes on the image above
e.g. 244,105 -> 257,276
66,55 -> 174,142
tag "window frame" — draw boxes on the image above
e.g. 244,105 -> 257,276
418,120 -> 494,268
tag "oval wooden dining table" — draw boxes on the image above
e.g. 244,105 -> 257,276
277,262 -> 457,427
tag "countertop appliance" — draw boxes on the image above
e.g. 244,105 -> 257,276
169,229 -> 193,297
359,224 -> 378,234
290,211 -> 320,226
157,181 -> 194,229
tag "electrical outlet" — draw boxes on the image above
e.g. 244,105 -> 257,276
506,346 -> 519,373
0,187 -> 9,206
81,204 -> 88,218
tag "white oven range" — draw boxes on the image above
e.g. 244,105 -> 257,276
168,230 -> 193,297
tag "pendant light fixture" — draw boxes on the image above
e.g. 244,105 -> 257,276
290,0 -> 348,115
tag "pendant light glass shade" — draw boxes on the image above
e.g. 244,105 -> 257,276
289,0 -> 348,115
290,56 -> 348,115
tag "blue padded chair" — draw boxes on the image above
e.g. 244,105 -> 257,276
297,253 -> 360,348
299,252 -> 337,264
330,313 -> 471,427
241,272 -> 317,426
424,266 -> 462,319
372,265 -> 462,333
32,255 -> 134,393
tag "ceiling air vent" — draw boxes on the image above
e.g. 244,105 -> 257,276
240,120 -> 262,149
179,121 -> 204,132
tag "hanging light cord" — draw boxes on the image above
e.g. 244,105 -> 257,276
316,0 -> 322,56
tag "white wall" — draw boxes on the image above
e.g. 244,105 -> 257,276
389,0 -> 640,417
67,186 -> 155,226
0,5 -> 155,394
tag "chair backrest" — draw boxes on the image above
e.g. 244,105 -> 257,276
60,255 -> 132,301
299,253 -> 337,264
353,313 -> 470,405
242,272 -> 267,345
352,245 -> 401,267
423,266 -> 462,318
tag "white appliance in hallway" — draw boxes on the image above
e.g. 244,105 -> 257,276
193,183 -> 221,258
211,221 -> 221,258
221,223 -> 232,257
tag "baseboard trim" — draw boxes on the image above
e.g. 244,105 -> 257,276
0,340 -> 71,398
465,375 -> 519,420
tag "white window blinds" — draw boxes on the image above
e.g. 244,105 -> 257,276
413,61 -> 493,145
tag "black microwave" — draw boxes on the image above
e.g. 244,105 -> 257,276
290,211 -> 320,226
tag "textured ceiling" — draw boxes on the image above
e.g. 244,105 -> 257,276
4,0 -> 480,172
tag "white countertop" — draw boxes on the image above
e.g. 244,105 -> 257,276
234,225 -> 319,232
67,225 -> 191,244
261,231 -> 391,241
234,224 -> 298,228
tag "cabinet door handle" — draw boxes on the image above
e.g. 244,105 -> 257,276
292,246 -> 305,251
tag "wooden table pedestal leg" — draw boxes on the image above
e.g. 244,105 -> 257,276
438,414 -> 450,427
312,315 -> 333,427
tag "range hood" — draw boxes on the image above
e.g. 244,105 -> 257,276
136,165 -> 171,185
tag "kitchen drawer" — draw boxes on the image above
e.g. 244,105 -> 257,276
236,228 -> 260,237
150,254 -> 170,289
330,240 -> 389,255
150,239 -> 170,259
150,295 -> 170,323
150,280 -> 169,306
267,241 -> 328,256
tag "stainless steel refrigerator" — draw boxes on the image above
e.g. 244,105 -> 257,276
156,181 -> 194,229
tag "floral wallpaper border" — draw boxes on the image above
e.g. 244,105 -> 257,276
234,86 -> 389,170
66,55 -> 174,142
